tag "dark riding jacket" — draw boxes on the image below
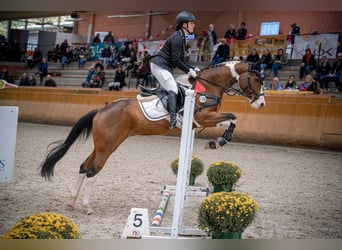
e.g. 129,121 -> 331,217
150,29 -> 193,74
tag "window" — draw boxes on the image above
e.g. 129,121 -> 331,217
260,22 -> 280,36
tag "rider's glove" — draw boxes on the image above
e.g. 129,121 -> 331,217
188,68 -> 197,78
194,67 -> 201,73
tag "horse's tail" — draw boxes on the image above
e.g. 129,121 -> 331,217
40,109 -> 98,180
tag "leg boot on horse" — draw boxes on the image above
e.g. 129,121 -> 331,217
168,91 -> 178,129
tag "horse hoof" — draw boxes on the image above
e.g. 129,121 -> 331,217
205,140 -> 217,149
67,198 -> 76,209
86,208 -> 93,215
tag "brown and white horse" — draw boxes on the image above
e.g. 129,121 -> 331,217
40,61 -> 265,214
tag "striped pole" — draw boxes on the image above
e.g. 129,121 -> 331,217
151,190 -> 170,227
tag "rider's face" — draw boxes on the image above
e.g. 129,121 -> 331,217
184,22 -> 195,34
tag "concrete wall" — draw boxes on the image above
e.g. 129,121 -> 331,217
0,87 -> 341,151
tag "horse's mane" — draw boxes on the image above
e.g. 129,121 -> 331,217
200,61 -> 244,72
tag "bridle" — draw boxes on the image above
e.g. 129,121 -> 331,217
195,66 -> 264,106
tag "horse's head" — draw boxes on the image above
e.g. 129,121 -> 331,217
194,61 -> 265,109
231,62 -> 266,109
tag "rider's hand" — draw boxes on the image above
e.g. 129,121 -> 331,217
194,67 -> 201,73
188,68 -> 197,78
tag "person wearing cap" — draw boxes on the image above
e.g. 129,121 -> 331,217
290,23 -> 300,44
150,11 -> 198,129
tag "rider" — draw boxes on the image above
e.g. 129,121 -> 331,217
150,11 -> 199,129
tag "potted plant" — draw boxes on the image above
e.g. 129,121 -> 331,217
170,155 -> 204,186
1,212 -> 82,239
198,191 -> 258,239
207,161 -> 242,192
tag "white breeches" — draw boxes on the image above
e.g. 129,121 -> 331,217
150,62 -> 178,94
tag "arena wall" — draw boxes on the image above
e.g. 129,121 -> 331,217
0,87 -> 341,151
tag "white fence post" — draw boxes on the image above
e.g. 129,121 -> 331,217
0,106 -> 18,182
171,89 -> 195,238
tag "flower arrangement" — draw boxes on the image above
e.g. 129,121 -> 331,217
170,155 -> 204,185
1,212 -> 82,239
198,191 -> 258,235
207,161 -> 242,191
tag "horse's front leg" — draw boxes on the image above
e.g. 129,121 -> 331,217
204,113 -> 237,149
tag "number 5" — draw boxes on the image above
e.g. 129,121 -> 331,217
133,213 -> 143,227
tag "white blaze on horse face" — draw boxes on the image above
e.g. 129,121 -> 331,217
250,88 -> 266,109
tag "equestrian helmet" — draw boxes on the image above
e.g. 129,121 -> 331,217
176,11 -> 196,26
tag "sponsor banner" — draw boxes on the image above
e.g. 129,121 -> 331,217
292,34 -> 339,59
230,35 -> 288,58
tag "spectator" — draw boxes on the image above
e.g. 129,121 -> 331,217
93,33 -> 101,43
60,39 -> 69,55
328,52 -> 342,92
270,77 -> 283,90
37,57 -> 48,85
61,47 -> 73,69
91,66 -> 105,88
50,44 -> 62,63
100,44 -> 112,69
0,67 -> 10,83
315,56 -> 331,92
19,72 -> 30,86
236,22 -> 247,40
77,47 -> 86,69
84,44 -> 93,61
110,45 -> 121,67
136,62 -> 148,87
44,74 -> 57,87
259,49 -> 273,78
81,64 -> 97,88
27,47 -> 42,69
299,48 -> 316,80
284,75 -> 297,90
298,74 -> 321,94
199,29 -> 213,61
211,38 -> 230,65
108,65 -> 125,91
246,48 -> 260,64
28,74 -> 37,86
94,59 -> 104,71
119,44 -> 130,64
103,31 -> 115,43
224,24 -> 236,41
290,23 -> 300,45
125,50 -> 138,77
208,24 -> 217,46
271,48 -> 288,77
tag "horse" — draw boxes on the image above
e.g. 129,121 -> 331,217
40,61 -> 266,214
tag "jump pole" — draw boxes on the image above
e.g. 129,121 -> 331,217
170,88 -> 196,238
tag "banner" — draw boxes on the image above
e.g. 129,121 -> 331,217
292,34 -> 339,59
230,35 -> 288,58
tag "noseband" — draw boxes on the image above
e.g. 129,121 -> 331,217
237,69 -> 264,104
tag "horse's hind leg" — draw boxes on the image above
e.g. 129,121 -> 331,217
67,172 -> 86,209
67,153 -> 95,211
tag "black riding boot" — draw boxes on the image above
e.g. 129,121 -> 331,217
168,91 -> 177,129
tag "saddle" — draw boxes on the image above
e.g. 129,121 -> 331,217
138,84 -> 188,113
136,83 -> 191,124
